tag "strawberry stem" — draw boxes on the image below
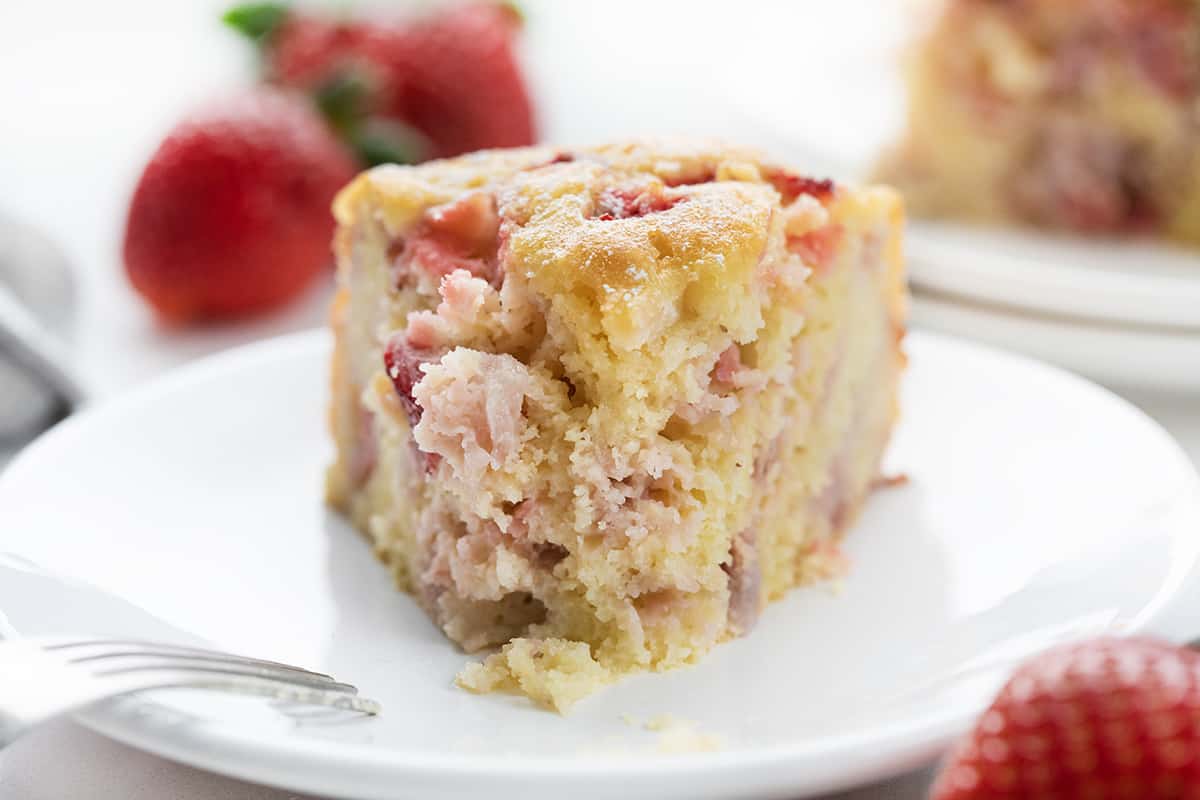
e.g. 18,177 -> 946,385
222,2 -> 289,43
349,120 -> 427,167
314,71 -> 373,135
311,69 -> 426,166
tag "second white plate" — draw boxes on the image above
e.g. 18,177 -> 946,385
719,0 -> 1200,331
912,292 -> 1200,394
1,330 -> 1198,800
906,225 -> 1200,332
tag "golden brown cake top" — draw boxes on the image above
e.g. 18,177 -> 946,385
334,139 -> 853,350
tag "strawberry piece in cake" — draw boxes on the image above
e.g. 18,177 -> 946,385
326,139 -> 908,710
876,0 -> 1200,247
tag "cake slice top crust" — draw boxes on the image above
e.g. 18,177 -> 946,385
335,139 -> 901,449
334,139 -> 837,349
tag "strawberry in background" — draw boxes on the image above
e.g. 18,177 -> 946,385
224,1 -> 537,164
124,2 -> 538,323
124,90 -> 356,323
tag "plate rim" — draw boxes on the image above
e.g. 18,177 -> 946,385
3,328 -> 1200,799
906,229 -> 1200,333
910,291 -> 1200,394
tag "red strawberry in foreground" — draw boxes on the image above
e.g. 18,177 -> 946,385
930,637 -> 1200,800
123,89 -> 356,322
223,1 -> 536,164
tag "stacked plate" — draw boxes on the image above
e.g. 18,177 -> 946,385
725,112 -> 1200,395
716,0 -> 1200,395
907,224 -> 1200,395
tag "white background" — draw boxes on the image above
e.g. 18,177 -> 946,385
1,1 -> 1198,798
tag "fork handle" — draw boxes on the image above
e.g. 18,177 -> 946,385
0,641 -> 106,746
0,285 -> 86,420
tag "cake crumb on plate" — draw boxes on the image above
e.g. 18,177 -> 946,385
643,714 -> 726,753
455,638 -> 610,712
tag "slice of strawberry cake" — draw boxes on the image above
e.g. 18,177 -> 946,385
326,139 -> 908,710
876,0 -> 1200,246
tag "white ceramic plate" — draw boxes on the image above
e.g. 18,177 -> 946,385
1,330 -> 1198,800
719,0 -> 1200,332
912,292 -> 1200,395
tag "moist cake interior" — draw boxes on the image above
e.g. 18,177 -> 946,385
326,140 -> 907,709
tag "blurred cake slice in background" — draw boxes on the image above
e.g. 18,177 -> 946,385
876,0 -> 1200,248
327,140 -> 907,710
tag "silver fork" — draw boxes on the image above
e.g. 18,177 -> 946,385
0,636 -> 380,746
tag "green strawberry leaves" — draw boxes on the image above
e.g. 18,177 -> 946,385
313,71 -> 428,165
313,70 -> 373,134
222,2 -> 289,43
223,1 -> 432,167
348,120 -> 428,167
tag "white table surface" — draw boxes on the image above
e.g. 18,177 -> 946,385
2,1 -> 1199,798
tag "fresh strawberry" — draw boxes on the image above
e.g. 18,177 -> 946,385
223,2 -> 369,88
268,16 -> 369,89
223,2 -> 536,164
930,637 -> 1200,800
377,2 -> 536,159
123,89 -> 357,322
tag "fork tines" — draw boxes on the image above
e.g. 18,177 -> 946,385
39,637 -> 379,715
